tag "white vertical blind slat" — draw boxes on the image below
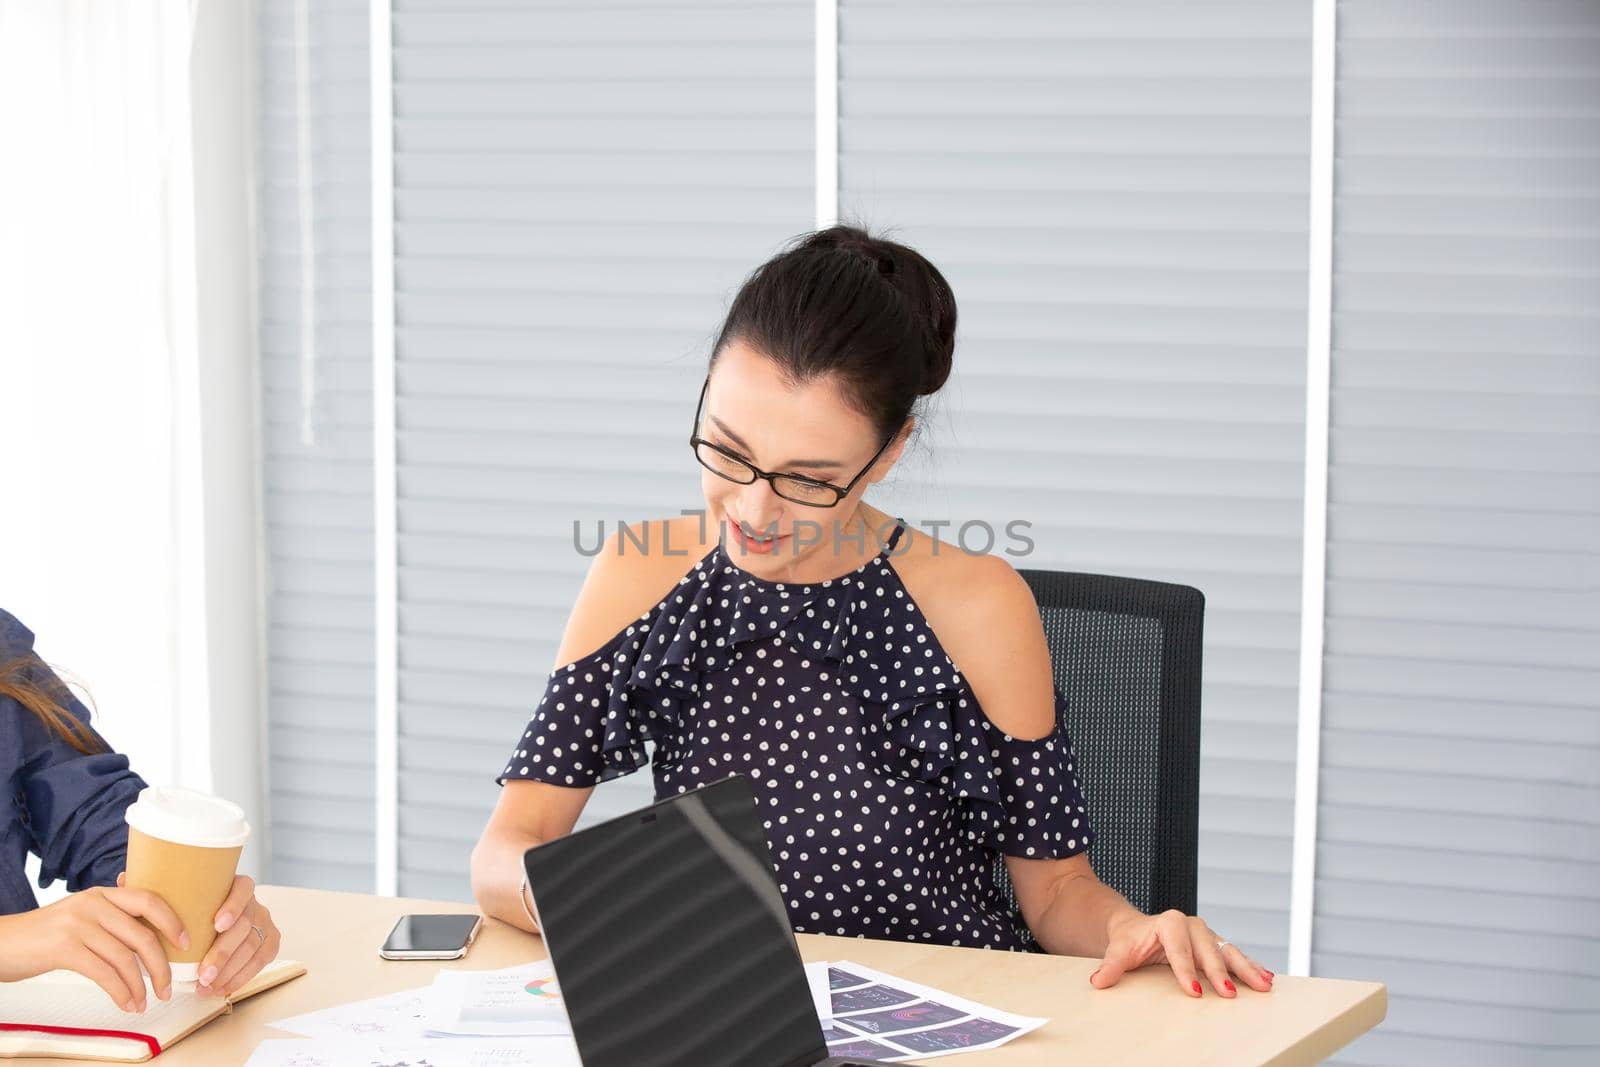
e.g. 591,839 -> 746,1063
259,0 -> 376,893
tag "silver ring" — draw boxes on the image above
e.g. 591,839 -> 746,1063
1216,939 -> 1233,951
250,923 -> 266,948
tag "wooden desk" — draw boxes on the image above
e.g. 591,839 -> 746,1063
43,886 -> 1385,1065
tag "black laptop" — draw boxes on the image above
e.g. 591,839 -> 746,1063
522,774 -> 894,1067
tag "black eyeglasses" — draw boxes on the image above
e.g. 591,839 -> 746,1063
688,375 -> 896,508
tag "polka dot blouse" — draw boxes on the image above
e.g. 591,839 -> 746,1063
497,519 -> 1095,950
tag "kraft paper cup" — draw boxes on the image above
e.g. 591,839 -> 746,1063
123,786 -> 251,984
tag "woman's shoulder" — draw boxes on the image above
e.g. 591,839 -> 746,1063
889,526 -> 1056,740
889,522 -> 1034,630
0,609 -> 115,774
0,607 -> 35,659
549,516 -> 717,671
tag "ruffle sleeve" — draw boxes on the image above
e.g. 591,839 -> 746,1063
497,544 -> 851,788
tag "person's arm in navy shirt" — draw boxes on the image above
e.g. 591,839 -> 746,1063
2,633 -> 147,898
0,608 -> 191,1010
0,609 -> 285,1011
0,609 -> 148,904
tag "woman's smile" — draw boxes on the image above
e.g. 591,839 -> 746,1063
727,512 -> 787,554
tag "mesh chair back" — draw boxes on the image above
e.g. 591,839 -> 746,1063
999,571 -> 1204,941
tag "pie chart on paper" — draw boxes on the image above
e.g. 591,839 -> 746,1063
525,975 -> 563,1000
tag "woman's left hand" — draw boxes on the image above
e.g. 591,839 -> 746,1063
1090,909 -> 1274,998
196,875 -> 280,997
117,873 -> 281,998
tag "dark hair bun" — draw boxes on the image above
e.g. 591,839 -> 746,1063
798,226 -> 956,397
710,222 -> 960,444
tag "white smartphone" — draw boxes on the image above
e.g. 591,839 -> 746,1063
379,913 -> 484,960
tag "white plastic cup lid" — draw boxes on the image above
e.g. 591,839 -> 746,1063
124,786 -> 251,849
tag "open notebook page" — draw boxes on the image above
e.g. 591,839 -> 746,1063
0,959 -> 303,1061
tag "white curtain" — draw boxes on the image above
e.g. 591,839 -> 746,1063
0,0 -> 265,885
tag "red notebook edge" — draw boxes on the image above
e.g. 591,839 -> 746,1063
0,1022 -> 161,1059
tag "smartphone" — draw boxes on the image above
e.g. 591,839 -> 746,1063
379,913 -> 484,960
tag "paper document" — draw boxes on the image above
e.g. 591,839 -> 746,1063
804,960 -> 832,1026
266,957 -> 1026,1064
416,957 -> 829,1037
819,961 -> 1046,1061
245,1036 -> 581,1067
270,962 -> 575,1045
422,961 -> 570,1037
269,984 -> 433,1043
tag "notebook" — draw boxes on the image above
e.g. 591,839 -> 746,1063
0,958 -> 306,1061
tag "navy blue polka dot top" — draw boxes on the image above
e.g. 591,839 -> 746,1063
497,519 -> 1095,950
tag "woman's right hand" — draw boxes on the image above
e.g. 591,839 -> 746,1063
0,885 -> 189,1011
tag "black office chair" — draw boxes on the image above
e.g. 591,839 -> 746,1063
997,571 -> 1204,946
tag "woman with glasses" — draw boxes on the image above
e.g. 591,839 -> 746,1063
471,226 -> 1272,1000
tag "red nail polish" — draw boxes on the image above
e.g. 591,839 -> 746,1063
1263,969 -> 1275,980
1224,980 -> 1236,994
1192,981 -> 1202,996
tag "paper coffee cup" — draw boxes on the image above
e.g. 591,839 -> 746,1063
123,786 -> 250,984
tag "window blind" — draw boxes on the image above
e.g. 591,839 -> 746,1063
390,0 -> 814,901
1317,2 -> 1600,1062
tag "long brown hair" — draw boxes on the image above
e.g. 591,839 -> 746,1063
0,656 -> 104,755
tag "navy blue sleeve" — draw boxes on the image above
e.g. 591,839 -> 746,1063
1,609 -> 148,892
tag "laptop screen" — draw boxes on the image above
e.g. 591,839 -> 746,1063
523,775 -> 826,1067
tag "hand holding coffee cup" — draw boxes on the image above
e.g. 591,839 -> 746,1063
114,869 -> 281,998
195,872 -> 280,997
122,786 -> 277,994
